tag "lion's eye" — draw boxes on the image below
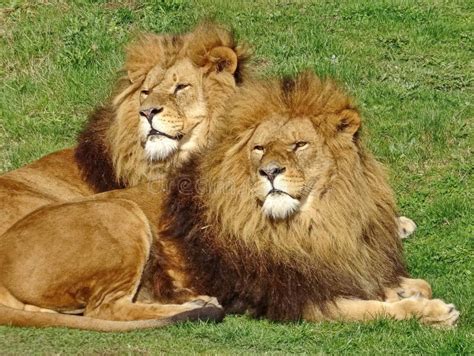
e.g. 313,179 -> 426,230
293,141 -> 308,151
253,145 -> 265,152
141,89 -> 150,98
174,83 -> 190,94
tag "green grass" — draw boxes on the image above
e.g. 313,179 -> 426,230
1,0 -> 473,353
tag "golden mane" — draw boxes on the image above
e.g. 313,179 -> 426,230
161,71 -> 407,319
205,72 -> 402,265
75,22 -> 250,192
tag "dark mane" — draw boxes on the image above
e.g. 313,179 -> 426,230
74,105 -> 124,192
158,157 -> 399,321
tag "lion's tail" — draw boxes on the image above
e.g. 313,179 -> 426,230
0,304 -> 224,332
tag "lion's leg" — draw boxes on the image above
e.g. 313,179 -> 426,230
0,286 -> 57,313
384,277 -> 433,302
86,296 -> 223,322
22,305 -> 57,313
0,198 -> 223,324
304,296 -> 459,327
397,216 -> 417,239
0,286 -> 26,310
75,202 -> 221,321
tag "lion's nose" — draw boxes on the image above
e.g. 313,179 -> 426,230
259,163 -> 286,181
140,107 -> 163,124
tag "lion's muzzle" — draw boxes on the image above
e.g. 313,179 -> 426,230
259,162 -> 286,182
140,107 -> 164,123
257,162 -> 302,220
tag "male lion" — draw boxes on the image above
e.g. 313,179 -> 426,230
0,22 -> 249,331
152,72 -> 458,326
0,22 -> 249,236
0,72 -> 457,331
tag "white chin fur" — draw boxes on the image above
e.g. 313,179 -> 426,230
144,136 -> 178,161
262,193 -> 301,220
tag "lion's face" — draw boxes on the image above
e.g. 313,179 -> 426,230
76,23 -> 248,190
213,75 -> 361,222
249,117 -> 332,220
138,59 -> 208,161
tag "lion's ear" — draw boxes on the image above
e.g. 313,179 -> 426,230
127,69 -> 146,85
334,110 -> 361,136
124,33 -> 163,84
204,46 -> 238,74
112,70 -> 145,106
224,128 -> 255,158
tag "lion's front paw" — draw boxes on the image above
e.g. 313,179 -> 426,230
397,278 -> 432,299
179,296 -> 224,323
398,216 -> 417,239
419,298 -> 459,328
183,296 -> 222,309
384,278 -> 433,302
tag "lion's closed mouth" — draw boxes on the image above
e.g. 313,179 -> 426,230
148,129 -> 183,141
267,189 -> 293,198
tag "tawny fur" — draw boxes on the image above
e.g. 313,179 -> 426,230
0,199 -> 224,331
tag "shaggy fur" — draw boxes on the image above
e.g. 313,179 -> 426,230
158,72 -> 409,320
75,22 -> 250,191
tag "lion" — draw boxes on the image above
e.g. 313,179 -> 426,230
0,22 -> 249,236
150,72 -> 459,326
0,72 -> 457,331
148,71 -> 457,326
0,22 -> 249,331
